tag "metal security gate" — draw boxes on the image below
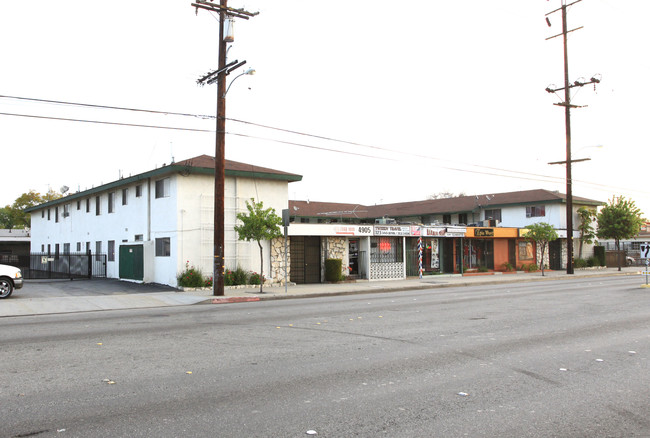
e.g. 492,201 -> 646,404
549,240 -> 562,270
290,236 -> 321,284
1,253 -> 107,279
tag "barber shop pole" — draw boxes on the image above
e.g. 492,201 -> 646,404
418,236 -> 423,279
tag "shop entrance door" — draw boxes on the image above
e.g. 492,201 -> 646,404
442,239 -> 455,273
349,239 -> 359,276
290,236 -> 321,284
549,240 -> 562,270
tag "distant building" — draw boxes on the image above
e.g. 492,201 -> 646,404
0,229 -> 30,262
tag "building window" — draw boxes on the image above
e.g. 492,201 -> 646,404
41,210 -> 44,218
526,205 -> 546,218
484,209 -> 502,222
63,243 -> 70,255
134,234 -> 143,242
155,178 -> 170,198
443,214 -> 451,224
370,237 -> 403,263
136,184 -> 142,197
86,242 -> 91,252
41,244 -> 45,252
55,207 -> 59,223
108,240 -> 115,262
77,200 -> 81,210
76,242 -> 82,252
458,213 -> 468,225
519,241 -> 534,260
55,243 -> 60,259
122,188 -> 128,205
96,196 -> 101,215
63,204 -> 70,218
47,209 -> 51,220
155,237 -> 170,257
95,241 -> 102,261
108,192 -> 115,213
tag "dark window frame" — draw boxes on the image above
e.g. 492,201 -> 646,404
155,237 -> 171,257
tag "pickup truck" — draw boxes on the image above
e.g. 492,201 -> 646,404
0,264 -> 23,298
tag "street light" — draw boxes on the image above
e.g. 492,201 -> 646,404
224,68 -> 255,96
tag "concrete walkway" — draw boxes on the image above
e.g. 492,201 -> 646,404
1,267 -> 646,317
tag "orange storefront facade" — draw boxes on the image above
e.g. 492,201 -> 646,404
454,227 -> 536,272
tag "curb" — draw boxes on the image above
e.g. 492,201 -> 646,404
210,296 -> 261,304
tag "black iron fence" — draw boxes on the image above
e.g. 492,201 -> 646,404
0,252 -> 107,279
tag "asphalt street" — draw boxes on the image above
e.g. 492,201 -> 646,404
1,276 -> 648,437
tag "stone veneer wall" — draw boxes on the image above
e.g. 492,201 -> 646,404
270,237 -> 290,284
326,237 -> 348,278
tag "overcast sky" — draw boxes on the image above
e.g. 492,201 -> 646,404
1,1 -> 648,216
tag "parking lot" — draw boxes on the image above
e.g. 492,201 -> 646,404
12,278 -> 177,298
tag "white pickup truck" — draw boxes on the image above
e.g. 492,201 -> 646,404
0,264 -> 23,298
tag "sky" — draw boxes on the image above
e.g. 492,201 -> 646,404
1,0 -> 649,216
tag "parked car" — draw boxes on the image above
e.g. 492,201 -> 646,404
0,264 -> 23,298
626,256 -> 635,266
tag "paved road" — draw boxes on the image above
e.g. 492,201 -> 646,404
1,276 -> 648,437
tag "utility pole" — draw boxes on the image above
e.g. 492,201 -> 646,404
193,0 -> 258,295
545,0 -> 599,275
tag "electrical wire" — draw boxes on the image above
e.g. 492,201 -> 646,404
1,94 -> 648,197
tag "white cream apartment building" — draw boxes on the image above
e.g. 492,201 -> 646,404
27,155 -> 301,286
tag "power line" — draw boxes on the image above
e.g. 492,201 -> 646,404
0,112 -> 213,133
1,95 -> 647,197
0,94 -> 215,119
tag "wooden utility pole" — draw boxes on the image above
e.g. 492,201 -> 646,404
545,0 -> 599,275
214,0 -> 227,296
193,0 -> 258,295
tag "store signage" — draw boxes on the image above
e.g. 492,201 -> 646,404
474,228 -> 495,237
288,224 -> 373,237
421,226 -> 467,237
374,225 -> 411,236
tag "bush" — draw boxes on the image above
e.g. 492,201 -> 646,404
587,256 -> 599,267
249,272 -> 263,285
233,267 -> 249,285
177,262 -> 206,288
574,258 -> 588,269
478,266 -> 489,273
503,262 -> 515,272
325,258 -> 344,282
521,263 -> 538,272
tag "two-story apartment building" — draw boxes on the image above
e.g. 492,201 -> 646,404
26,155 -> 302,286
287,189 -> 603,283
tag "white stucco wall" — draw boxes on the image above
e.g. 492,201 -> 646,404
29,169 -> 291,287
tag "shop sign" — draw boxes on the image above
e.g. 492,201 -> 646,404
474,228 -> 495,237
288,224 -> 373,236
374,225 -> 411,236
421,226 -> 467,237
423,227 -> 447,236
411,226 -> 421,236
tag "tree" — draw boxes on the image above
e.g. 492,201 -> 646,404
234,199 -> 283,293
1,189 -> 63,229
428,191 -> 466,200
597,196 -> 645,271
525,222 -> 559,276
577,206 -> 597,259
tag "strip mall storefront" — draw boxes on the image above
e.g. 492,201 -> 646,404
460,227 -> 535,272
285,224 -> 538,283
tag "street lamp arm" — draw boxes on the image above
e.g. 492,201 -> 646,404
224,68 -> 255,97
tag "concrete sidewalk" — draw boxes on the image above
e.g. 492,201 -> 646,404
1,267 -> 645,317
